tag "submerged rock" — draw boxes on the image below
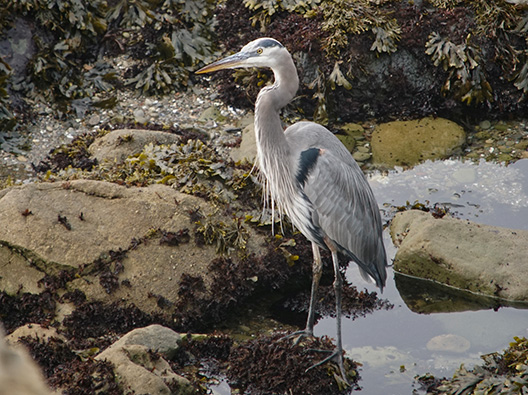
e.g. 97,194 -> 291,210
426,334 -> 470,353
371,117 -> 466,167
390,210 -> 528,301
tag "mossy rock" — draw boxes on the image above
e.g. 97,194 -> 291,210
390,210 -> 528,302
336,134 -> 356,153
371,117 -> 466,167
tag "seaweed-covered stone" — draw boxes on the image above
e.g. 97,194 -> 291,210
390,210 -> 528,301
0,180 -> 263,320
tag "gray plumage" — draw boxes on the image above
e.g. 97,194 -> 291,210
197,37 -> 387,383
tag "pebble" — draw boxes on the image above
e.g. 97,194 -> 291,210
353,152 -> 371,162
88,114 -> 100,125
133,109 -> 147,124
479,120 -> 491,130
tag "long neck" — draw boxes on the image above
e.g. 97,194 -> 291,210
254,53 -> 299,207
254,53 -> 299,171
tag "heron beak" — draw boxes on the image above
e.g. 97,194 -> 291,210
196,52 -> 250,74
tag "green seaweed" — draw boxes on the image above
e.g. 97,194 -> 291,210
418,337 -> 528,395
0,58 -> 15,132
196,216 -> 249,254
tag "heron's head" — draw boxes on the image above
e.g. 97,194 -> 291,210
196,38 -> 287,74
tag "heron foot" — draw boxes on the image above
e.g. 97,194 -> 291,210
306,348 -> 350,387
281,332 -> 351,386
279,329 -> 314,346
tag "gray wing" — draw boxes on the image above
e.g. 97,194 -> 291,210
285,122 -> 387,288
305,149 -> 387,288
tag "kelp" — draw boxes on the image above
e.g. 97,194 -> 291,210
425,32 -> 492,105
213,0 -> 528,121
0,0 -> 218,130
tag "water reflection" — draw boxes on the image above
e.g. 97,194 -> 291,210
394,273 -> 528,314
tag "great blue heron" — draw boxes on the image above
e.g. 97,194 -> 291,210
197,38 -> 387,382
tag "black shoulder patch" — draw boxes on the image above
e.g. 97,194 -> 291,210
296,148 -> 320,187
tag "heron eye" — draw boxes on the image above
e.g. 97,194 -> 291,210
256,48 -> 263,54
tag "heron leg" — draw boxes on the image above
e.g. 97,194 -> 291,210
330,248 -> 347,382
305,242 -> 322,335
281,242 -> 322,343
309,238 -> 348,383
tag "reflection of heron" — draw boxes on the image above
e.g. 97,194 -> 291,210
197,38 -> 387,381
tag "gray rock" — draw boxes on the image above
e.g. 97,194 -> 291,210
133,109 -> 147,124
95,325 -> 193,394
0,180 -> 224,317
88,129 -> 181,164
96,343 -> 193,395
198,106 -> 222,122
0,242 -> 46,295
479,120 -> 491,130
371,117 -> 466,167
230,115 -> 257,163
100,325 -> 181,359
352,151 -> 371,162
390,210 -> 528,301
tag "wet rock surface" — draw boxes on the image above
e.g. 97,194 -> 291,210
390,210 -> 528,301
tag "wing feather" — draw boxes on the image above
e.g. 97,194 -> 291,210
302,149 -> 387,288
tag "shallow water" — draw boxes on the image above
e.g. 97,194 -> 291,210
314,158 -> 528,394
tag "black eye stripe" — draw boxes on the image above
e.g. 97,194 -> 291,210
258,38 -> 283,49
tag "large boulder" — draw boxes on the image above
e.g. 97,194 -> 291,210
371,117 -> 466,167
0,179 -> 265,318
88,129 -> 182,164
390,210 -> 528,301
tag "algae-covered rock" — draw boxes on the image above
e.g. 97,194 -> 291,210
371,117 -> 466,167
390,210 -> 528,301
